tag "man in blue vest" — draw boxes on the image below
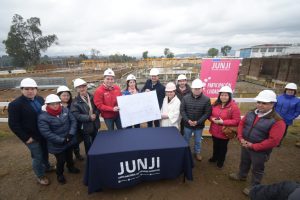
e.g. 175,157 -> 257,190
229,90 -> 285,196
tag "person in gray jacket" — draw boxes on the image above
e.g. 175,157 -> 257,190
38,94 -> 80,184
71,78 -> 100,154
180,79 -> 212,161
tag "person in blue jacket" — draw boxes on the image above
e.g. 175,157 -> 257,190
38,94 -> 80,184
275,83 -> 300,145
122,74 -> 140,128
141,68 -> 165,127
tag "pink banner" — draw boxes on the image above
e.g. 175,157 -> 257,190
200,58 -> 240,98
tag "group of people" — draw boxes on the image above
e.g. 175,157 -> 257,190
8,67 -> 300,198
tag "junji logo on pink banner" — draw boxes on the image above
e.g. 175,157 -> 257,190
200,58 -> 241,98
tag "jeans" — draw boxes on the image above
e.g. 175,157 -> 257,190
54,147 -> 74,176
183,127 -> 203,154
104,116 -> 122,131
147,120 -> 160,127
82,130 -> 97,154
40,138 -> 51,169
26,142 -> 46,178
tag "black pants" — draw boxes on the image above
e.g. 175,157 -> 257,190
147,120 -> 160,127
180,119 -> 185,135
54,147 -> 74,176
211,136 -> 229,167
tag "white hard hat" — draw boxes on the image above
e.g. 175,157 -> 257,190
104,68 -> 115,76
285,83 -> 297,90
20,78 -> 37,88
191,79 -> 205,89
149,68 -> 159,76
165,82 -> 176,91
254,90 -> 277,103
45,94 -> 61,104
219,86 -> 233,94
56,86 -> 70,94
126,74 -> 136,81
73,78 -> 87,88
177,74 -> 187,81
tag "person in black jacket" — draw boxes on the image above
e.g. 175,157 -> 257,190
175,74 -> 191,135
71,78 -> 100,154
180,78 -> 212,161
141,68 -> 165,127
8,78 -> 52,185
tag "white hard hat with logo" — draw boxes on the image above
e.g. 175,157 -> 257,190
219,86 -> 233,94
56,86 -> 70,94
104,68 -> 115,76
149,68 -> 159,76
285,83 -> 297,90
126,74 -> 136,81
254,90 -> 277,102
20,78 -> 38,88
177,74 -> 187,80
73,78 -> 87,88
165,82 -> 176,91
45,94 -> 61,104
191,79 -> 205,89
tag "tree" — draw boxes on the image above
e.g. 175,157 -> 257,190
91,48 -> 100,59
79,54 -> 88,60
142,51 -> 148,59
221,45 -> 232,56
164,48 -> 174,58
3,14 -> 58,67
207,48 -> 219,57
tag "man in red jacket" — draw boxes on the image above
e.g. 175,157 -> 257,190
94,69 -> 122,131
229,90 -> 285,196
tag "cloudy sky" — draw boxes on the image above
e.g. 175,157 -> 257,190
0,0 -> 300,57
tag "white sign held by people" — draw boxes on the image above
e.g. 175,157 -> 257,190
117,91 -> 161,128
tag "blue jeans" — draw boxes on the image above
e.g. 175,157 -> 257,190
26,142 -> 46,178
104,116 -> 122,131
82,131 -> 97,154
147,120 -> 160,127
183,127 -> 203,154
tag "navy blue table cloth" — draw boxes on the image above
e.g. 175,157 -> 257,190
84,127 -> 194,193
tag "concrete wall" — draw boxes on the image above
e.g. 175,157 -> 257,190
0,77 -> 67,89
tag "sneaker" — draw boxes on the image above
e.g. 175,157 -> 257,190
208,157 -> 217,163
243,186 -> 251,196
37,176 -> 50,186
229,173 -> 247,181
296,141 -> 300,148
195,153 -> 202,161
216,162 -> 224,169
68,167 -> 80,174
57,175 -> 66,184
45,165 -> 56,173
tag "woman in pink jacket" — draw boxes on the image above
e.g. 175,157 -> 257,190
209,86 -> 241,168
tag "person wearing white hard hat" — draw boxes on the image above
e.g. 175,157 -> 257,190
275,83 -> 300,146
175,74 -> 191,135
208,86 -> 241,169
141,68 -> 165,127
8,78 -> 52,186
38,94 -> 80,184
161,82 -> 181,129
57,85 -> 84,161
122,74 -> 140,128
180,78 -> 212,161
71,78 -> 100,155
94,68 -> 122,131
229,90 -> 285,196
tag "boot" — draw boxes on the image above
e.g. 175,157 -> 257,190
57,175 -> 66,184
74,150 -> 84,161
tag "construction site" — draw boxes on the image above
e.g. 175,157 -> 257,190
0,57 -> 299,200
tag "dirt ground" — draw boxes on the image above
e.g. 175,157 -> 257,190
0,122 -> 299,200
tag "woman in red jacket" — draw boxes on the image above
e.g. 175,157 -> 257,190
209,86 -> 241,168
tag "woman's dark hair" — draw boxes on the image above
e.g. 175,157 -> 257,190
213,92 -> 232,106
126,80 -> 138,91
57,91 -> 72,107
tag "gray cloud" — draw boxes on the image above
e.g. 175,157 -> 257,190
0,0 -> 300,57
